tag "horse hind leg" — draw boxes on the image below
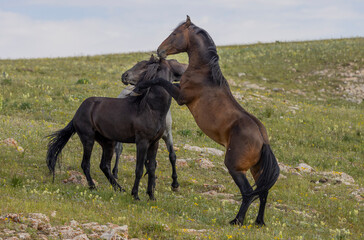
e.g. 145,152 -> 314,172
250,164 -> 269,226
146,141 -> 159,200
80,137 -> 96,190
255,190 -> 268,226
99,140 -> 125,192
132,140 -> 149,200
225,140 -> 261,225
112,142 -> 123,179
162,130 -> 179,190
227,167 -> 256,225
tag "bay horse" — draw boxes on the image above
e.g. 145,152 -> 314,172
46,55 -> 186,200
112,59 -> 187,191
134,16 -> 279,225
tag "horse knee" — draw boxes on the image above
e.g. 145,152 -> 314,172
169,152 -> 176,162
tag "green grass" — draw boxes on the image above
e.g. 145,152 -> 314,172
1,38 -> 363,239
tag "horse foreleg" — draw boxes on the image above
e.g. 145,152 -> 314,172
112,142 -> 123,179
146,141 -> 159,200
158,80 -> 188,105
132,140 -> 149,200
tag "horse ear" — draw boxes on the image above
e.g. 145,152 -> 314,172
185,15 -> 191,27
149,54 -> 156,63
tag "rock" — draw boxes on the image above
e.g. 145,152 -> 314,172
72,234 -> 90,240
351,188 -> 364,201
295,163 -> 315,173
278,174 -> 287,180
100,225 -> 128,240
202,190 -> 234,198
0,138 -> 24,152
17,233 -> 31,240
3,229 -> 16,235
4,237 -> 19,240
28,216 -> 52,233
38,234 -> 48,240
176,159 -> 188,168
227,79 -> 238,87
182,229 -> 207,234
0,138 -> 18,147
243,81 -> 265,90
162,224 -> 170,231
195,158 -> 215,169
58,226 -> 83,239
183,144 -> 224,156
0,213 -> 130,240
63,171 -> 98,186
320,171 -> 355,185
4,213 -> 22,223
221,199 -> 240,204
204,147 -> 224,156
278,162 -> 295,173
273,88 -> 284,92
28,213 -> 50,223
203,184 -> 226,192
238,72 -> 246,77
70,220 -> 79,228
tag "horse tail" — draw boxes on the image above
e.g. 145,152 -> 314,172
250,144 -> 280,197
46,120 -> 76,182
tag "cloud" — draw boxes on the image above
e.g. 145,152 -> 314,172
0,1 -> 363,59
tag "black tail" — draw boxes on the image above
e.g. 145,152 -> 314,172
250,144 -> 280,197
46,120 -> 76,182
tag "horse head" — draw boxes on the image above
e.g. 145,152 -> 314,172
157,15 -> 192,59
121,54 -> 159,85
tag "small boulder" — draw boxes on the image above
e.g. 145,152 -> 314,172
176,159 -> 188,168
195,158 -> 215,169
295,163 -> 315,173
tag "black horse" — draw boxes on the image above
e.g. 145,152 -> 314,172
112,59 -> 187,191
46,55 -> 186,200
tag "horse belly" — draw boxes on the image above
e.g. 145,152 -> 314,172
188,103 -> 232,147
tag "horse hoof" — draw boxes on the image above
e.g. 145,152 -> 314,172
89,185 -> 97,191
229,218 -> 242,226
133,196 -> 140,201
255,220 -> 265,227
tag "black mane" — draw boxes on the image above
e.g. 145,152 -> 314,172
128,61 -> 160,109
191,25 -> 228,87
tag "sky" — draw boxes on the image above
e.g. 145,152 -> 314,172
0,0 -> 363,59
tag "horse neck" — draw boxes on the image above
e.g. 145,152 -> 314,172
147,85 -> 172,113
186,33 -> 215,69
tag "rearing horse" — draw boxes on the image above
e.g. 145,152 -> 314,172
135,16 -> 279,226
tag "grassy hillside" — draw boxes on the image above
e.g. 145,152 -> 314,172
1,38 -> 363,239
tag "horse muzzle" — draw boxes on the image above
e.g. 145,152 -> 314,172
157,48 -> 167,59
121,72 -> 129,85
